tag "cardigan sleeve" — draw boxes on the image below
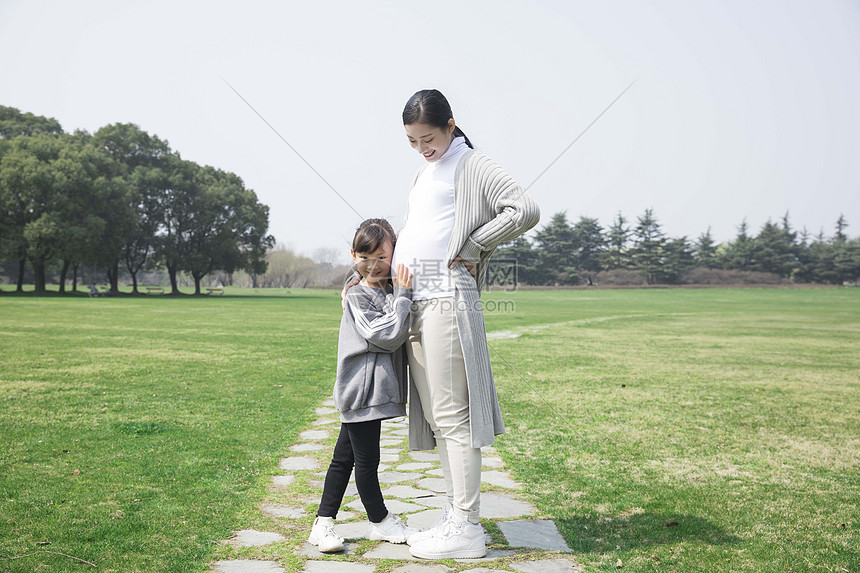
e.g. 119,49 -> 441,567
456,154 -> 541,262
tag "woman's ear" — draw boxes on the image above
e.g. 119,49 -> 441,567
448,118 -> 456,134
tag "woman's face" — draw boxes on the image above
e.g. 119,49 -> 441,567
405,120 -> 455,162
351,240 -> 393,288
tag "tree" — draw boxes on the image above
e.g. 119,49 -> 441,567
602,211 -> 631,270
183,165 -> 273,295
694,227 -> 719,269
0,134 -> 66,292
570,216 -> 606,285
92,123 -> 172,294
630,208 -> 666,284
660,236 -> 695,283
719,219 -> 755,271
493,236 -> 539,287
0,105 -> 63,139
533,212 -> 577,285
750,219 -> 796,278
0,108 -> 65,291
156,156 -> 200,294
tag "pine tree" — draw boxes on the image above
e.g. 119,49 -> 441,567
630,208 -> 666,285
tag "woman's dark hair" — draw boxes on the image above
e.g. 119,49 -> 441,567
402,89 -> 473,149
352,218 -> 397,255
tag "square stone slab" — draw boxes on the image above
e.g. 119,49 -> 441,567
211,560 -> 285,573
498,520 -> 571,552
410,451 -> 440,462
280,457 -> 320,471
364,542 -> 417,560
417,478 -> 447,493
379,453 -> 400,463
226,529 -> 285,547
380,438 -> 403,447
261,504 -> 304,519
297,542 -> 359,557
269,475 -> 294,491
381,485 -> 435,499
334,521 -> 369,539
390,429 -> 410,436
480,470 -> 520,489
321,398 -> 336,407
397,462 -> 433,471
315,407 -> 338,415
481,457 -> 504,468
300,430 -> 329,440
291,443 -> 325,452
511,559 -> 581,572
406,508 -> 443,530
378,471 -> 422,483
380,447 -> 402,455
313,418 -> 338,426
479,492 -> 536,519
303,560 -> 374,573
426,469 -> 444,477
412,495 -> 449,508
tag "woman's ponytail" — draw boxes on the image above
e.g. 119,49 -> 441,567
452,126 -> 473,149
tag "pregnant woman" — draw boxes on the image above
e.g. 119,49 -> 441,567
392,89 -> 540,559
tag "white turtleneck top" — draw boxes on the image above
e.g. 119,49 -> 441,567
393,136 -> 470,301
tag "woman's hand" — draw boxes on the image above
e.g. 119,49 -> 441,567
392,263 -> 413,289
449,257 -> 477,281
341,274 -> 361,310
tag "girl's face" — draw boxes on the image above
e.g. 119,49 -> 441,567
405,120 -> 456,162
351,240 -> 394,288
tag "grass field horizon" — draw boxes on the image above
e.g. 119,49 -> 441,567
1,287 -> 857,572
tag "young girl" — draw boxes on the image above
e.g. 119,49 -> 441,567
308,218 -> 418,553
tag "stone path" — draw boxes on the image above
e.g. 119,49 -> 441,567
210,399 -> 580,573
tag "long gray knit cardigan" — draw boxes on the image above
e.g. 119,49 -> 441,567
406,149 -> 541,450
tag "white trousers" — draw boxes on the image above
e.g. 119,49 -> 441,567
407,296 -> 482,523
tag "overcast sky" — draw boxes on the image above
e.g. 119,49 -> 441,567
2,0 -> 858,265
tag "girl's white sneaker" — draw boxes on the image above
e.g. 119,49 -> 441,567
308,516 -> 345,553
406,503 -> 452,546
368,512 -> 418,544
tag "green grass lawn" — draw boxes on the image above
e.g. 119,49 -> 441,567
0,286 -> 857,572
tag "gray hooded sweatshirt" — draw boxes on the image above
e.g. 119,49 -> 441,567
334,282 -> 413,423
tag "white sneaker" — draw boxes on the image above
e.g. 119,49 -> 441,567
308,516 -> 345,553
409,513 -> 487,559
406,503 -> 452,546
368,512 -> 418,544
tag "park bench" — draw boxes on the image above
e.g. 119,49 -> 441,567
205,287 -> 224,296
145,286 -> 164,295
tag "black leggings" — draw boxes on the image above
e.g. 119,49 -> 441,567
317,420 -> 388,523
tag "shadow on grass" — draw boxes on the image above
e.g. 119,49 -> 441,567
555,512 -> 740,555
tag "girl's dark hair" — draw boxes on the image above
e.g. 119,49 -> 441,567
402,89 -> 473,149
352,218 -> 397,255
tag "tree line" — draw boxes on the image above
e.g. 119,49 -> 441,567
496,209 -> 859,286
0,105 -> 273,294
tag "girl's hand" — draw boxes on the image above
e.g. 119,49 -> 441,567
341,274 -> 361,310
392,263 -> 413,289
449,257 -> 477,281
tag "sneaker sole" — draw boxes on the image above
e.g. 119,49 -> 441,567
410,546 -> 487,559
